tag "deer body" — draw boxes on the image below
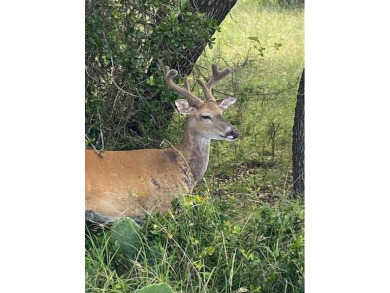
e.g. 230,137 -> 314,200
85,148 -> 190,220
85,64 -> 239,223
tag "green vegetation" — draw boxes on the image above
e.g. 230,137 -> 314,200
136,283 -> 175,293
85,0 -> 219,150
86,0 -> 304,292
86,196 -> 304,292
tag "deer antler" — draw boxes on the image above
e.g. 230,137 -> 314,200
163,66 -> 204,108
206,64 -> 231,91
197,64 -> 231,102
196,79 -> 214,102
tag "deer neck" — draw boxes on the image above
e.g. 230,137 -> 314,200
176,120 -> 211,185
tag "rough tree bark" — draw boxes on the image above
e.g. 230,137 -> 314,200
188,0 -> 237,24
292,68 -> 305,194
170,0 -> 237,75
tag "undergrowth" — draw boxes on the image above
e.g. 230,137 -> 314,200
86,195 -> 304,293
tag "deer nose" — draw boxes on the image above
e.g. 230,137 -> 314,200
229,129 -> 240,139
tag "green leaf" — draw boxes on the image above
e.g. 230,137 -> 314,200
233,225 -> 241,234
147,76 -> 155,86
110,218 -> 142,260
112,10 -> 121,18
136,283 -> 175,293
206,246 -> 216,255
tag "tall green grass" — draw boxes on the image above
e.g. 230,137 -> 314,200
86,195 -> 304,292
86,1 -> 304,292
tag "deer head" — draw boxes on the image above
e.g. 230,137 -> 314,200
163,64 -> 239,141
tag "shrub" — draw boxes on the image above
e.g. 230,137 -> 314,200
85,0 -> 219,150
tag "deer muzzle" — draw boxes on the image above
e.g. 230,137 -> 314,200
220,128 -> 239,140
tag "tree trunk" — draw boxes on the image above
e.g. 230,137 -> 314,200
188,0 -> 237,26
292,68 -> 305,194
172,0 -> 238,75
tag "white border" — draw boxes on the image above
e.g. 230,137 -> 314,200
0,1 -> 84,292
306,0 -> 390,292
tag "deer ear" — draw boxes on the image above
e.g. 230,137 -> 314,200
216,98 -> 237,111
175,99 -> 192,115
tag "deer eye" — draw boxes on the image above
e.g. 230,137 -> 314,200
201,115 -> 212,120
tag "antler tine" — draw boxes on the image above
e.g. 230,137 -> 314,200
163,66 -> 204,108
206,64 -> 231,92
196,78 -> 215,102
196,64 -> 231,102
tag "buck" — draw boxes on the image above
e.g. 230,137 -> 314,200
85,64 -> 239,223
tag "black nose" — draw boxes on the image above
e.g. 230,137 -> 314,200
229,129 -> 239,139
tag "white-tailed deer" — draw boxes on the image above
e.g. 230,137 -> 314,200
85,64 -> 239,223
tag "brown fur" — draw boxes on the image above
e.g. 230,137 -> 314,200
85,148 -> 192,219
